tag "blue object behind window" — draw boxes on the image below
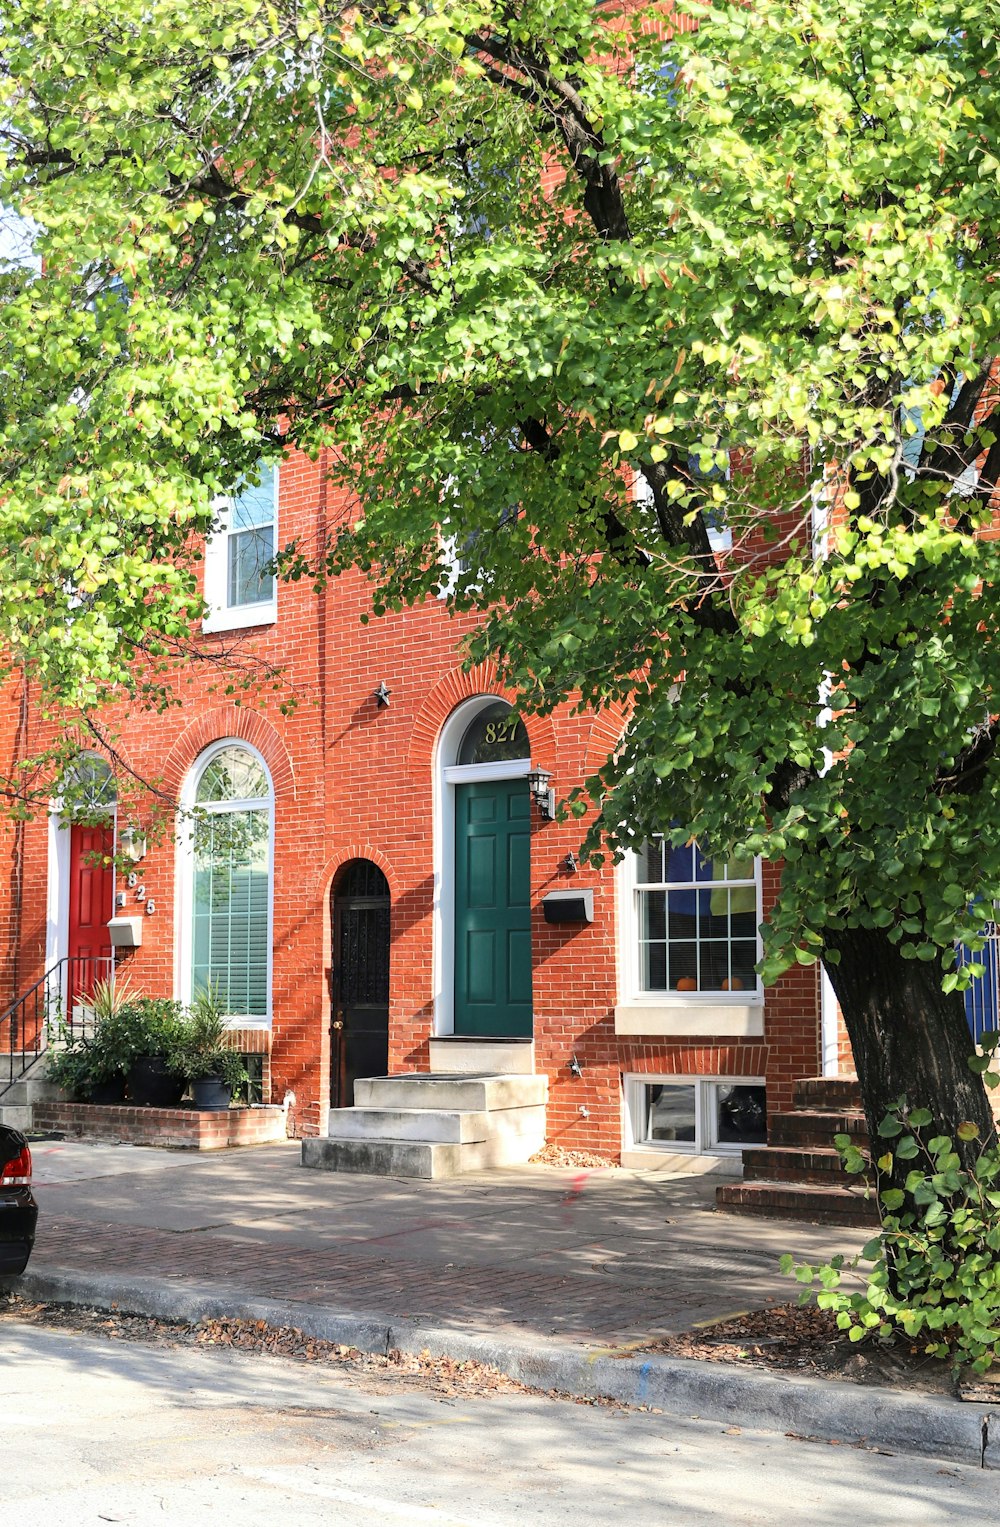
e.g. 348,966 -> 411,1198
958,929 -> 999,1044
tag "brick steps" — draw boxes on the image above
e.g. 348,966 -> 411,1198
769,1109 -> 869,1149
716,1076 -> 877,1226
716,1179 -> 877,1226
794,1076 -> 862,1110
741,1146 -> 869,1185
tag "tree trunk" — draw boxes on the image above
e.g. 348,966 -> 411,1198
823,925 -> 997,1175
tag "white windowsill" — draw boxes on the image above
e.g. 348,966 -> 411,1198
202,602 -> 278,635
620,1146 -> 744,1175
614,1001 -> 764,1037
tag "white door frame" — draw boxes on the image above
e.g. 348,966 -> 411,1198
431,698 -> 531,1036
45,790 -> 118,1015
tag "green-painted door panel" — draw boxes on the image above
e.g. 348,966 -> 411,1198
466,929 -> 497,1004
454,779 -> 532,1036
508,929 -> 532,1005
508,832 -> 530,908
467,836 -> 498,909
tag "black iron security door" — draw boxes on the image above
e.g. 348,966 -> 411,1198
330,861 -> 391,1108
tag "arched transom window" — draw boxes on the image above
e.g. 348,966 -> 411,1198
189,744 -> 272,1023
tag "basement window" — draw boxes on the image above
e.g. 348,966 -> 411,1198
624,1076 -> 767,1155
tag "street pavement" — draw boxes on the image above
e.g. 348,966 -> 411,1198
23,1138 -> 865,1346
1,1317 -> 994,1527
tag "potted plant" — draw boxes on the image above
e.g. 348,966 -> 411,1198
46,977 -> 137,1103
172,986 -> 248,1111
46,1035 -> 101,1102
124,998 -> 188,1107
85,976 -> 141,1102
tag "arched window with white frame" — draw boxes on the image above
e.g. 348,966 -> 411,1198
179,742 -> 273,1026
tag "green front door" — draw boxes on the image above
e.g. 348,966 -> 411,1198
454,779 -> 532,1036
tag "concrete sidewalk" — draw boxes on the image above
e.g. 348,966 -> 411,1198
7,1139 -> 996,1468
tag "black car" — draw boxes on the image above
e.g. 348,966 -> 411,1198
0,1125 -> 37,1275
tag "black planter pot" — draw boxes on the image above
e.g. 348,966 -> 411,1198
88,1076 -> 127,1105
128,1055 -> 186,1108
191,1077 -> 232,1112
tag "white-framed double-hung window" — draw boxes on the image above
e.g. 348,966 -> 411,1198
615,837 -> 763,1037
635,838 -> 759,995
202,464 -> 278,633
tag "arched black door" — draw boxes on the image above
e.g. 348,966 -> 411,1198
330,860 -> 390,1108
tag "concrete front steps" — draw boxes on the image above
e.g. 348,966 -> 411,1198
301,1073 -> 548,1180
716,1076 -> 877,1226
0,1052 -> 62,1130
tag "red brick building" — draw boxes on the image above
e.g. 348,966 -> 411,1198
3,445 -> 825,1166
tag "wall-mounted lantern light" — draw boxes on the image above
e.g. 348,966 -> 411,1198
120,827 -> 147,864
526,767 -> 554,820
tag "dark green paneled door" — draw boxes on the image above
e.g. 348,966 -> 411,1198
454,779 -> 532,1036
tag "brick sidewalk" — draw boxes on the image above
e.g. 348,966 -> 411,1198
36,1214 -> 779,1344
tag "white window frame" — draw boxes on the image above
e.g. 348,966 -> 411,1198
202,464 -> 279,633
623,1074 -> 767,1158
174,739 -> 274,1030
614,844 -> 764,1037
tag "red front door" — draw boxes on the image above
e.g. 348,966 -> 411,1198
68,825 -> 114,1009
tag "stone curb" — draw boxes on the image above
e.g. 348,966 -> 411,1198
4,1266 -> 994,1469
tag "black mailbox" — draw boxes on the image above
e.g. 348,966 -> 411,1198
542,889 -> 594,924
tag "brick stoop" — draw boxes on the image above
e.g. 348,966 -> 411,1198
32,1101 -> 288,1150
716,1076 -> 878,1227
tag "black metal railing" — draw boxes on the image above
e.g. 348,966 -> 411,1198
0,955 -> 114,1098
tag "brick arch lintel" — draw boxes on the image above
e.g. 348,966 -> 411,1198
316,844 -> 401,905
617,1043 -> 771,1076
407,663 -> 557,774
55,725 -> 138,788
159,706 -> 296,802
581,701 -> 629,782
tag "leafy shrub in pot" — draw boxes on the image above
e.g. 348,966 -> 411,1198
171,986 -> 248,1110
46,978 -> 139,1102
122,998 -> 188,1106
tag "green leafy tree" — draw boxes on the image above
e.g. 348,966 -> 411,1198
3,0 -> 1000,1151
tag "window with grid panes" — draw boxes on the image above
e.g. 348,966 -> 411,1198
634,837 -> 759,996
